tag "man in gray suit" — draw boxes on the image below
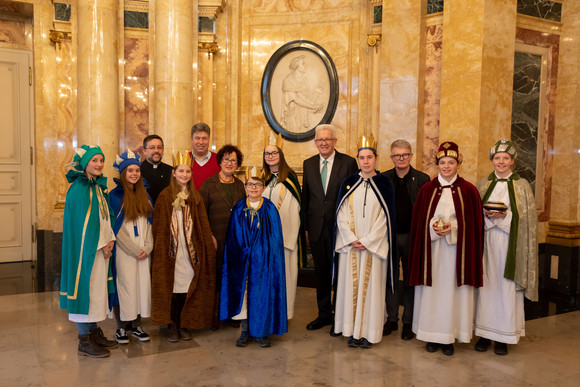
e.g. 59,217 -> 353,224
302,124 -> 358,332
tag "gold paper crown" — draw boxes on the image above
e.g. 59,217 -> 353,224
264,132 -> 284,150
172,151 -> 193,167
357,133 -> 377,151
245,166 -> 263,181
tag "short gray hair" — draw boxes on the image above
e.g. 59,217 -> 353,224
315,124 -> 337,138
390,139 -> 412,153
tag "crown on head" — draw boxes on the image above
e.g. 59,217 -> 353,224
264,132 -> 284,150
357,133 -> 377,152
172,151 -> 193,168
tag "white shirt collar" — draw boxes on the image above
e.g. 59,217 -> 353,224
193,151 -> 211,163
319,151 -> 336,166
438,174 -> 457,186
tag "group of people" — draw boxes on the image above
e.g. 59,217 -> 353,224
60,122 -> 538,359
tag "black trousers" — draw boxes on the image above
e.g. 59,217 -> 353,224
310,226 -> 336,320
386,233 -> 414,325
171,293 -> 187,326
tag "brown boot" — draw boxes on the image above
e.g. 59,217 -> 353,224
78,333 -> 110,358
90,327 -> 119,349
166,323 -> 180,342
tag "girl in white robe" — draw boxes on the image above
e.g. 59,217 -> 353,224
262,143 -> 306,320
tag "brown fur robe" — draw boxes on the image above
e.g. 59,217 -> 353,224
151,187 -> 216,328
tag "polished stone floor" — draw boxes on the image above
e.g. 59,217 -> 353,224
1,287 -> 579,386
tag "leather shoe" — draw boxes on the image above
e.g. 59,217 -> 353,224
401,324 -> 414,340
329,323 -> 341,337
425,342 -> 439,352
306,317 -> 333,330
347,336 -> 360,348
359,338 -> 372,349
382,321 -> 398,336
494,342 -> 508,355
441,344 -> 454,356
475,337 -> 491,352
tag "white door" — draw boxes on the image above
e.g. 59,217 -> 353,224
0,48 -> 34,263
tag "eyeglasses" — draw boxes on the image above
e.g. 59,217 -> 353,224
391,153 -> 411,161
264,151 -> 279,158
145,146 -> 164,151
314,138 -> 336,144
245,183 -> 264,188
222,158 -> 237,165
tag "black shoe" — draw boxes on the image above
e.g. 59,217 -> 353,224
425,342 -> 439,352
236,331 -> 251,347
494,342 -> 508,355
115,328 -> 129,344
179,328 -> 192,341
382,321 -> 398,336
255,336 -> 271,348
441,344 -> 454,356
347,336 -> 360,348
359,338 -> 372,349
475,337 -> 491,352
90,327 -> 118,349
78,333 -> 110,358
306,317 -> 333,330
329,323 -> 341,337
401,324 -> 414,340
131,326 -> 150,342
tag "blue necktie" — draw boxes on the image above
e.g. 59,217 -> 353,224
321,160 -> 328,193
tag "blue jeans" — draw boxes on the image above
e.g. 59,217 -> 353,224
77,322 -> 98,335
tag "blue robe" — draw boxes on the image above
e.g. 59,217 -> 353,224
220,197 -> 288,337
60,170 -> 115,315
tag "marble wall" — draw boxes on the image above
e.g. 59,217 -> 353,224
0,0 -> 578,246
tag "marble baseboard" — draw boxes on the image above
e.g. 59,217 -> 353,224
36,230 -> 62,293
540,243 -> 580,296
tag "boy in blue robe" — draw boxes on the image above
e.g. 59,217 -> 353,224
220,174 -> 287,347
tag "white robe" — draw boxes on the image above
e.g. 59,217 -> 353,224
264,180 -> 300,319
69,207 -> 115,323
115,216 -> 152,321
412,174 -> 475,344
334,182 -> 389,344
475,175 -> 525,344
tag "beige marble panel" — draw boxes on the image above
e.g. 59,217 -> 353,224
250,0 -> 352,13
551,0 -> 580,223
378,0 -> 424,173
32,0 -> 71,231
244,17 -> 357,169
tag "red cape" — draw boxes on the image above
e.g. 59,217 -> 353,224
408,176 -> 484,287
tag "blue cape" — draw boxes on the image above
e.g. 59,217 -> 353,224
220,197 -> 288,337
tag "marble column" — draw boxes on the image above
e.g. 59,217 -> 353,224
549,0 -> 580,238
153,0 -> 196,154
76,0 -> 119,181
379,0 -> 426,169
438,0 -> 517,182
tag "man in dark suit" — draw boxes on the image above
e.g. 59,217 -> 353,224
302,124 -> 358,332
382,139 -> 430,340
